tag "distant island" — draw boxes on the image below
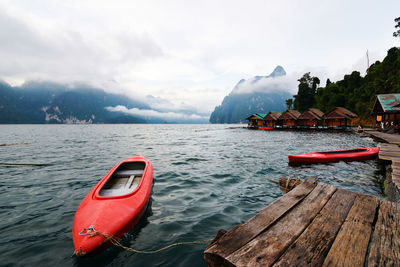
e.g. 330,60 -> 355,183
210,66 -> 292,123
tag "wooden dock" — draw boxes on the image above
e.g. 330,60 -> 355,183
364,130 -> 400,146
204,179 -> 400,266
364,130 -> 400,201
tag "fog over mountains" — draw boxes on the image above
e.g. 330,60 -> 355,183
0,81 -> 208,124
1,66 -> 294,124
209,66 -> 292,123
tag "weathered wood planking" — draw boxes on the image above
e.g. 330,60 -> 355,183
273,189 -> 357,266
365,131 -> 400,145
204,182 -> 400,267
368,200 -> 400,266
322,194 -> 378,266
365,131 -> 400,201
204,178 -> 317,266
225,183 -> 336,266
378,143 -> 400,161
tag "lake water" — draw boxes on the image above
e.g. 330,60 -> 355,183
0,124 -> 385,266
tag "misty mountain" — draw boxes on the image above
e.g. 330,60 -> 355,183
0,81 -> 149,123
209,66 -> 292,123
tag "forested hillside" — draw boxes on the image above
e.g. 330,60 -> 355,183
291,47 -> 400,118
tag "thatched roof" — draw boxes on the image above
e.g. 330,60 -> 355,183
297,108 -> 324,120
278,110 -> 301,120
263,112 -> 281,121
323,107 -> 357,120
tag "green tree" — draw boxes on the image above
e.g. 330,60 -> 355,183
394,17 -> 400,38
286,98 -> 293,110
293,73 -> 319,112
326,79 -> 332,87
296,47 -> 400,118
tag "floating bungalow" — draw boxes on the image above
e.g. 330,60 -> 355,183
246,113 -> 266,128
296,108 -> 324,127
372,94 -> 400,126
246,107 -> 358,130
262,112 -> 281,128
323,107 -> 358,128
277,110 -> 301,128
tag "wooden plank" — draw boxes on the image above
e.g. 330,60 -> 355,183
367,131 -> 400,145
322,194 -> 378,267
225,183 -> 337,266
392,174 -> 400,191
392,169 -> 400,176
204,178 -> 317,265
368,200 -> 400,266
273,189 -> 357,266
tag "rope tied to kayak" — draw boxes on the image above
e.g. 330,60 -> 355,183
78,226 -> 213,254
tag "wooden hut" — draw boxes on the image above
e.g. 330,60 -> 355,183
277,110 -> 301,128
296,108 -> 324,127
246,113 -> 267,128
262,112 -> 281,127
372,94 -> 400,126
323,107 -> 357,128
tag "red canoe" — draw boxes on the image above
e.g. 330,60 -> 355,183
288,147 -> 380,163
72,155 -> 153,256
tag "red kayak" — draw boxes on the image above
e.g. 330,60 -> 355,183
288,147 -> 380,163
72,155 -> 153,256
259,127 -> 274,130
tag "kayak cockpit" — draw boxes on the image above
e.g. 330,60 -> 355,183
317,148 -> 367,154
99,162 -> 145,197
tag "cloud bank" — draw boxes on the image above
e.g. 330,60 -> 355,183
232,74 -> 298,95
105,105 -> 209,122
0,0 -> 397,115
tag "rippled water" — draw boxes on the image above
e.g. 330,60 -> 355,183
0,124 -> 385,266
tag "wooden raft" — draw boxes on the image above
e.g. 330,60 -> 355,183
204,179 -> 400,266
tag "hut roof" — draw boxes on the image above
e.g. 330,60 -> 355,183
246,113 -> 267,120
263,112 -> 281,121
278,110 -> 301,120
372,94 -> 400,113
323,107 -> 357,120
297,108 -> 324,120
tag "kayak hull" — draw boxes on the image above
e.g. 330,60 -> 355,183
72,155 -> 153,256
288,147 -> 380,163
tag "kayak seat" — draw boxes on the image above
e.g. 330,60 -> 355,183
99,170 -> 143,197
100,188 -> 130,197
114,170 -> 143,177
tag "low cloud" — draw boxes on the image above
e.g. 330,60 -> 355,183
232,73 -> 299,95
105,105 -> 208,122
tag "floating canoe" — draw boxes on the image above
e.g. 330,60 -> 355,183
259,127 -> 274,130
72,155 -> 153,256
288,147 -> 380,163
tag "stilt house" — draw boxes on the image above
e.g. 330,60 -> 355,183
246,113 -> 267,128
296,108 -> 324,127
277,110 -> 301,127
372,94 -> 400,125
262,112 -> 281,127
323,107 -> 357,128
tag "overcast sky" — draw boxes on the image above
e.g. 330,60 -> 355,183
0,0 -> 399,116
